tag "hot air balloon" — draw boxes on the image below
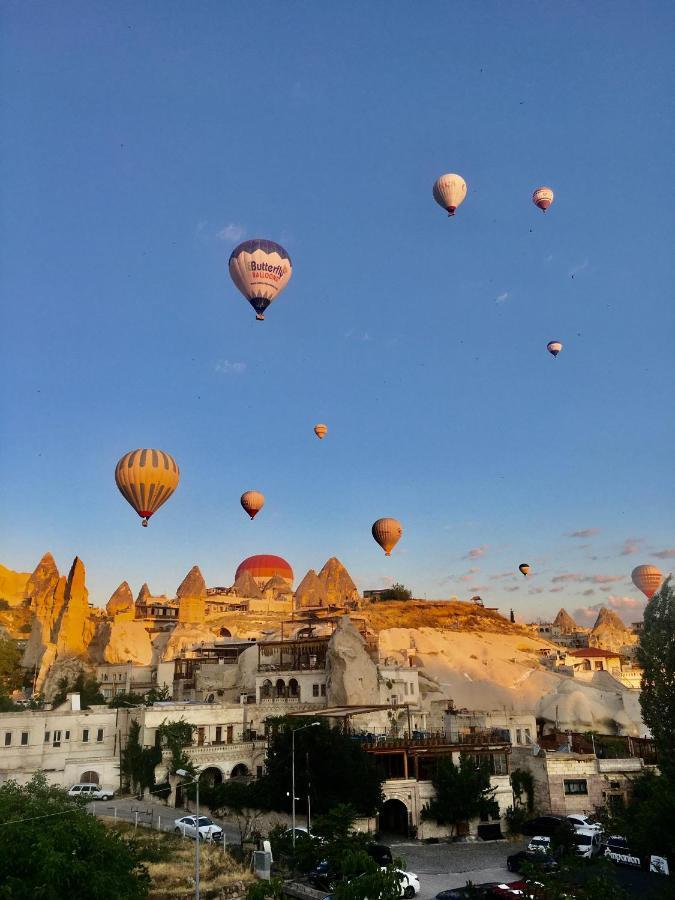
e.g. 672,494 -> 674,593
241,490 -> 265,520
115,449 -> 180,526
532,187 -> 554,212
547,341 -> 563,358
372,518 -> 403,556
631,565 -> 663,600
314,424 -> 328,440
433,174 -> 467,217
519,563 -> 530,577
228,239 -> 292,321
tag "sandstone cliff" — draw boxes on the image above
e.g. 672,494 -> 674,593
106,581 -> 134,617
232,571 -> 262,599
104,619 -> 153,665
137,583 -> 151,604
0,564 -> 31,605
55,557 -> 93,657
325,616 -> 379,705
22,554 -> 63,669
589,607 -> 638,654
177,566 -> 207,599
553,608 -> 579,633
294,570 -> 327,609
318,557 -> 360,605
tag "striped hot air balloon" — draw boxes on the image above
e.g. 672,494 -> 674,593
532,187 -> 555,211
314,424 -> 328,440
115,449 -> 180,526
241,490 -> 265,520
372,518 -> 403,556
631,565 -> 663,600
433,174 -> 467,216
547,341 -> 563,358
228,239 -> 292,320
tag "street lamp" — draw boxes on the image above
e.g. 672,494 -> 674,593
176,768 -> 203,900
291,722 -> 320,847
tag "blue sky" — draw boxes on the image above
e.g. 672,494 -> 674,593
1,1 -> 673,624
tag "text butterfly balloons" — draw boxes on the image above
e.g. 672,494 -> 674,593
229,239 -> 293,320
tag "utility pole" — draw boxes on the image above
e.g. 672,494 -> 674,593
292,722 -> 320,847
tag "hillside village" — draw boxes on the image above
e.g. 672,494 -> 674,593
0,552 -> 655,840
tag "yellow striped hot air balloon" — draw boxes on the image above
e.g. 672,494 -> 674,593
314,424 -> 328,440
631,565 -> 662,600
532,187 -> 555,212
433,174 -> 467,217
115,449 -> 180,526
241,490 -> 265,520
372,518 -> 403,556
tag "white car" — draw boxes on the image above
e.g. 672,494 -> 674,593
567,814 -> 602,833
527,835 -> 552,853
174,815 -> 223,842
67,783 -> 115,800
573,827 -> 603,858
382,868 -> 420,898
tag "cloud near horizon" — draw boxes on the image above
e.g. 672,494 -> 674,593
464,545 -> 488,560
565,528 -> 601,538
620,538 -> 643,556
551,572 -> 623,585
652,548 -> 675,559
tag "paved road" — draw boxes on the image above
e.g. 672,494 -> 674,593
389,838 -> 528,899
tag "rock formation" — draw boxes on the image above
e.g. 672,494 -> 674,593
0,563 -> 31,605
232,571 -> 263,599
104,619 -> 153,666
137,583 -> 151,604
553,608 -> 578,633
325,615 -> 379,705
589,607 -> 638,654
318,557 -> 360,606
22,554 -> 64,669
294,570 -> 328,609
106,581 -> 134,617
263,575 -> 293,599
55,557 -> 91,657
177,566 -> 207,599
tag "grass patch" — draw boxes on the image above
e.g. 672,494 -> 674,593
103,819 -> 252,898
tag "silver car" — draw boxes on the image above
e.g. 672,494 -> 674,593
174,815 -> 223,842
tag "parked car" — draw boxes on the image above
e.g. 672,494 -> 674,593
567,814 -> 602,833
174,815 -> 223,842
526,836 -> 552,853
520,815 -> 565,837
67,783 -> 115,801
437,884 -> 538,900
368,843 -> 394,866
309,843 -> 395,890
389,869 -> 420,898
573,827 -> 602,859
507,848 -> 559,874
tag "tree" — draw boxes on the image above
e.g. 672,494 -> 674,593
121,719 -> 161,795
421,755 -> 498,837
208,780 -> 267,853
372,583 -> 412,601
637,576 -> 675,776
0,773 -> 149,899
0,637 -> 23,694
260,718 -> 384,817
108,691 -> 146,708
156,718 -> 196,782
51,671 -> 106,708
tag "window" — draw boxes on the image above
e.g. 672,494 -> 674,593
404,682 -> 409,695
312,684 -> 319,697
65,731 -> 70,740
53,730 -> 62,747
21,732 -> 28,746
82,729 -> 89,743
4,732 -> 11,746
410,682 -> 415,695
516,728 -> 522,745
320,684 -> 326,696
564,779 -> 588,795
44,731 -> 50,743
215,726 -> 222,743
524,727 -> 531,743
96,728 -> 104,742
594,661 -> 603,670
256,765 -> 263,778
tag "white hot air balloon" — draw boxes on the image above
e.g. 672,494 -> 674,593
433,174 -> 467,217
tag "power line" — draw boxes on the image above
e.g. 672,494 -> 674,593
0,807 -> 82,827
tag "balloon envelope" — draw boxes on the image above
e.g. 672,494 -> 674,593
631,565 -> 662,599
228,239 -> 292,320
241,490 -> 265,520
433,174 -> 467,216
532,187 -> 554,211
547,341 -> 563,357
372,518 -> 403,556
314,424 -> 328,440
115,449 -> 180,526
519,563 -> 530,576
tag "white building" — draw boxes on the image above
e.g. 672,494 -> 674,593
0,694 -> 128,790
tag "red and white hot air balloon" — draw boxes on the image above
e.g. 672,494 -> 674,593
433,174 -> 467,217
631,565 -> 663,600
240,490 -> 265,520
532,186 -> 555,212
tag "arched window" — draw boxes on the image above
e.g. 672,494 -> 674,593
80,770 -> 99,784
275,679 -> 286,699
288,678 -> 299,699
230,763 -> 249,779
261,679 -> 273,699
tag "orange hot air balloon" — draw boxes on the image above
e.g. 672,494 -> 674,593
532,187 -> 555,212
241,490 -> 265,520
631,565 -> 663,599
519,563 -> 530,577
314,424 -> 328,440
115,449 -> 180,526
372,518 -> 403,556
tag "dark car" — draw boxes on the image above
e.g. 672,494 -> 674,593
520,815 -> 565,837
436,884 -> 529,900
506,848 -> 560,874
367,843 -> 393,866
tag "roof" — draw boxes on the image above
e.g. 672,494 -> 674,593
568,648 -> 621,658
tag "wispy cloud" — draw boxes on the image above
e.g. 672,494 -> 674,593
551,572 -> 623,585
504,585 -> 520,593
620,538 -> 643,556
569,259 -> 589,277
582,589 -> 596,597
549,587 -> 564,593
565,528 -> 601,539
464,545 -> 489,560
490,571 -> 516,581
217,223 -> 246,242
573,594 -> 647,626
653,548 -> 675,559
528,587 -> 545,595
344,329 -> 372,342
495,291 -> 510,304
214,359 -> 246,375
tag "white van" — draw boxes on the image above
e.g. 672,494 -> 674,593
67,783 -> 115,800
574,827 -> 602,858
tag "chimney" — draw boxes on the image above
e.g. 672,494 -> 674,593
67,692 -> 81,711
